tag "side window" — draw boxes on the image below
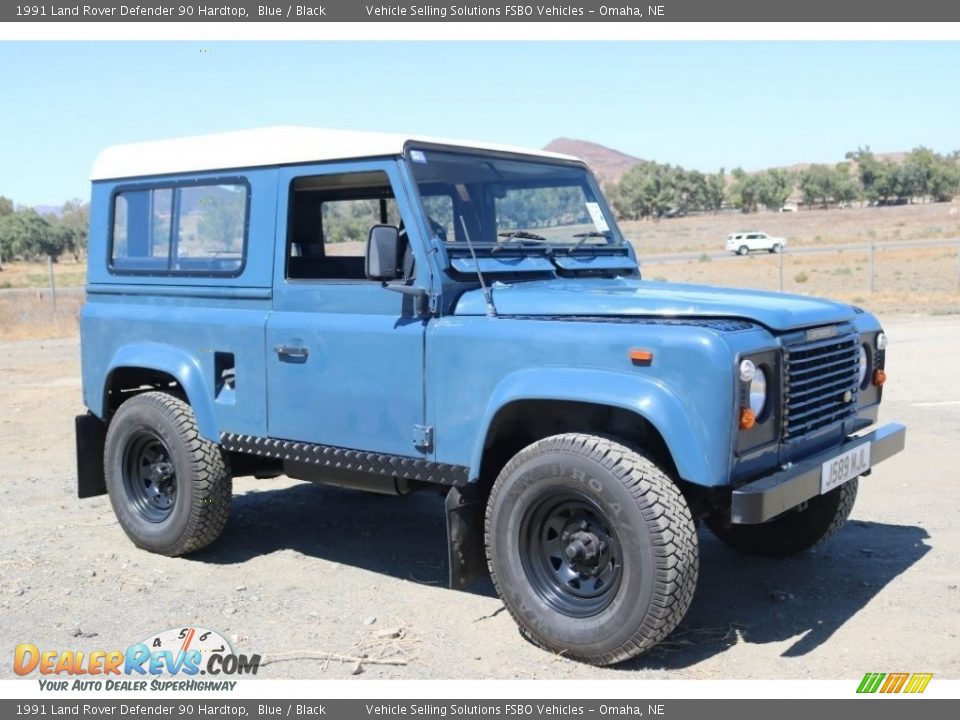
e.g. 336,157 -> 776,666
320,198 -> 399,246
421,194 -> 454,241
111,188 -> 173,269
176,185 -> 246,266
111,182 -> 247,275
287,171 -> 409,281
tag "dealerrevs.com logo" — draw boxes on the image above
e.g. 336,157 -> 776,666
14,627 -> 260,691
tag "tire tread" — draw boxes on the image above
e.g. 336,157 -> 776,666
105,392 -> 231,556
484,433 -> 698,666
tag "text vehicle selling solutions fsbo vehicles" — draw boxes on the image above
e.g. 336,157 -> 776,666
75,127 -> 905,665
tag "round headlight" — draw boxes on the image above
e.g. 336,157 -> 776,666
857,345 -> 869,388
876,332 -> 888,350
749,367 -> 768,417
739,359 -> 756,383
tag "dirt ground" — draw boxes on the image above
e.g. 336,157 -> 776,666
0,315 -> 958,681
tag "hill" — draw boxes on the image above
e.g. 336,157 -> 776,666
543,138 -> 911,182
543,138 -> 644,185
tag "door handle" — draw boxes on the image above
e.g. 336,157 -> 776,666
274,344 -> 309,361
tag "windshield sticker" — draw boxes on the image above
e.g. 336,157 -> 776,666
585,202 -> 610,232
409,150 -> 427,164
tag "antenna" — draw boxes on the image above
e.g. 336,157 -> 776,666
459,215 -> 497,317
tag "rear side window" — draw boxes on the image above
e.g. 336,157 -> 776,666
111,181 -> 248,275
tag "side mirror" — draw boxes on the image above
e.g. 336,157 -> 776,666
365,224 -> 401,281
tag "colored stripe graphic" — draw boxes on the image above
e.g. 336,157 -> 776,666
880,673 -> 910,693
903,673 -> 933,694
857,672 -> 885,693
857,672 -> 932,694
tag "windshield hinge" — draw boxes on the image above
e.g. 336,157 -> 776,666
428,293 -> 440,315
414,424 -> 434,452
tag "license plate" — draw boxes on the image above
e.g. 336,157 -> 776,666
821,444 -> 871,494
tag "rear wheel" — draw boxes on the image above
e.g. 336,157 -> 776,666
705,479 -> 857,557
105,392 -> 232,556
738,245 -> 749,256
485,434 -> 698,665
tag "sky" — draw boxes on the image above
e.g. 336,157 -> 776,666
1,41 -> 958,206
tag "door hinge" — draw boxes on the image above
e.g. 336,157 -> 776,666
414,424 -> 434,451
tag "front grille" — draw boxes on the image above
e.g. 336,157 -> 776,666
783,331 -> 860,439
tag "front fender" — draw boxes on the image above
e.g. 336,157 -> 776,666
99,343 -> 218,441
470,367 -> 727,487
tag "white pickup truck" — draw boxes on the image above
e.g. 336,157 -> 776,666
726,231 -> 787,255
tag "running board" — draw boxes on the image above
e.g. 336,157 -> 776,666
220,433 -> 469,487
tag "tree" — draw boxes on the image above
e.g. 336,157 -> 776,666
870,161 -> 903,205
846,146 -> 883,203
758,169 -> 795,210
798,165 -> 836,207
608,162 -> 672,220
55,200 -> 89,260
832,163 -> 859,205
730,167 -> 763,213
0,209 -> 67,261
928,157 -> 960,202
705,169 -> 726,212
0,196 -> 13,217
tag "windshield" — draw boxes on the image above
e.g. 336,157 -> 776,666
406,148 -> 623,251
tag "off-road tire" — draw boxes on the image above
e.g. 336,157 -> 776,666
484,433 -> 699,666
104,392 -> 232,556
705,478 -> 857,557
738,245 -> 749,256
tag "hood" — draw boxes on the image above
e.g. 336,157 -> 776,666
453,278 -> 856,332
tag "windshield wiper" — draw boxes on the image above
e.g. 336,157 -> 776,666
491,230 -> 550,254
569,231 -> 611,252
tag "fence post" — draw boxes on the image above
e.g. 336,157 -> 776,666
869,243 -> 875,293
779,247 -> 784,292
48,255 -> 57,313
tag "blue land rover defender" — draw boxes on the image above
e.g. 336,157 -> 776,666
76,127 -> 905,665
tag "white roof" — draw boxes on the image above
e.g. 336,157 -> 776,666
90,126 -> 579,181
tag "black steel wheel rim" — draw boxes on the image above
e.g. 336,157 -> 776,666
520,490 -> 623,618
122,430 -> 177,523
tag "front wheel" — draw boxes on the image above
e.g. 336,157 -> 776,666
485,434 -> 699,666
705,479 -> 857,557
770,243 -> 782,254
104,392 -> 232,556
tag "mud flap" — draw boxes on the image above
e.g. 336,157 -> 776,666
445,485 -> 488,589
76,413 -> 107,498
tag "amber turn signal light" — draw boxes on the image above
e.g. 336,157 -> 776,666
629,349 -> 654,365
739,407 -> 756,430
873,369 -> 887,387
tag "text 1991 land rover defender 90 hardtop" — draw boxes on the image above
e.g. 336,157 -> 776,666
76,127 -> 905,665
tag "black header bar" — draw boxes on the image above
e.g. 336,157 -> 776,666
4,1 -> 960,23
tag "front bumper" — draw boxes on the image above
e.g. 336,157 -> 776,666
730,422 -> 906,524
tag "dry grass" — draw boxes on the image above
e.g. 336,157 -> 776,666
625,201 -> 960,254
0,259 -> 87,290
0,290 -> 82,340
645,245 -> 960,315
